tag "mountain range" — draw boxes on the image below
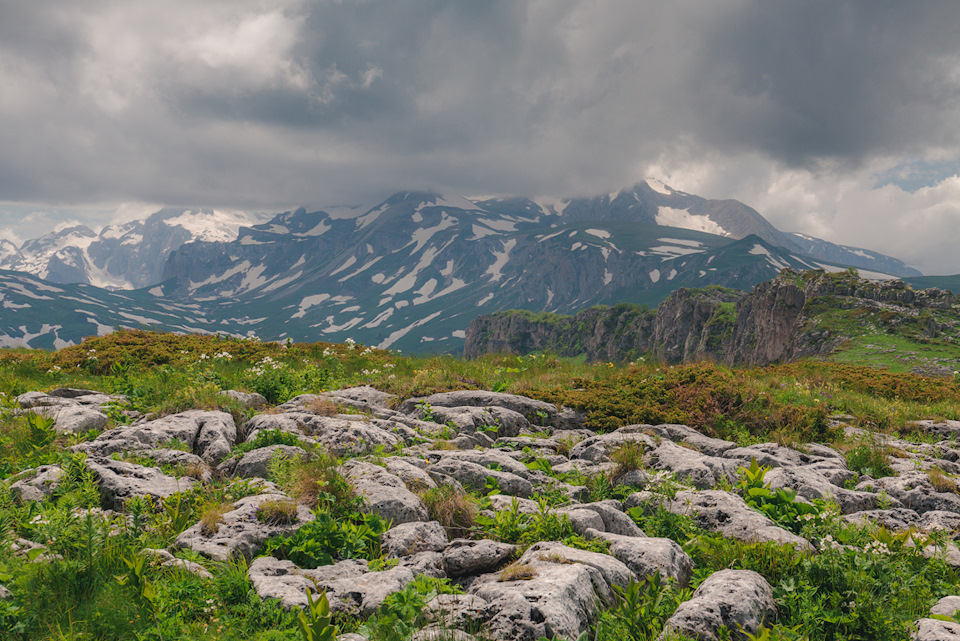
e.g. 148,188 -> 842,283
0,180 -> 928,351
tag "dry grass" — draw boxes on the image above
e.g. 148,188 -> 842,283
288,450 -> 354,508
254,498 -> 298,526
430,440 -> 457,451
199,501 -> 231,536
928,467 -> 957,493
305,397 -> 340,416
418,484 -> 478,537
497,563 -> 538,582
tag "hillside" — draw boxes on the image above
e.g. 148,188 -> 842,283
465,269 -> 960,374
1,332 -> 960,640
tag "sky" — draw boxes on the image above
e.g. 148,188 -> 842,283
2,1 -> 960,273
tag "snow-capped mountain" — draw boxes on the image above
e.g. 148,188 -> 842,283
0,181 -> 926,351
0,208 -> 265,289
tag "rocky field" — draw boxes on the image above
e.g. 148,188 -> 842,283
3,331 -> 960,640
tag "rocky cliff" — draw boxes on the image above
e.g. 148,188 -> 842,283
464,269 -> 958,366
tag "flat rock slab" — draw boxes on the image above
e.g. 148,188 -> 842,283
176,493 -> 313,561
430,459 -> 533,498
73,410 -> 237,464
426,450 -> 531,477
519,542 -> 635,591
585,529 -> 694,587
244,413 -> 403,456
344,460 -> 429,525
763,465 -> 879,514
569,432 -> 658,463
428,406 -> 528,438
671,490 -> 813,551
85,457 -> 195,510
400,391 -> 559,427
857,471 -> 960,515
661,569 -> 776,641
624,424 -> 737,457
28,405 -> 108,434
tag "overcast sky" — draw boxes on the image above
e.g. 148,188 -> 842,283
2,1 -> 960,273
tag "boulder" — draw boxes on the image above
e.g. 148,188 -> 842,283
661,569 -> 776,641
383,458 -> 438,492
428,406 -> 528,438
763,465 -> 880,514
843,508 -> 921,531
518,542 -> 635,591
857,471 -> 960,515
648,441 -> 739,490
629,424 -> 737,457
8,465 -> 63,502
427,450 -> 531,478
219,390 -> 268,409
234,445 -> 307,479
575,500 -> 646,537
244,413 -> 403,456
584,529 -> 694,587
913,619 -> 960,641
430,459 -> 533,498
443,539 -> 517,577
344,461 -> 429,524
671,490 -> 813,551
73,410 -> 237,464
932,596 -> 960,618
85,458 -> 195,510
28,404 -> 108,434
470,558 -> 612,641
381,521 -> 449,558
568,432 -> 658,463
176,493 -> 313,561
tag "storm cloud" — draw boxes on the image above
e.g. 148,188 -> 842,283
2,0 -> 960,272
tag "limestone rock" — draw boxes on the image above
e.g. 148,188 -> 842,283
381,521 -> 449,558
648,441 -> 739,490
661,569 -> 776,641
344,460 -> 429,524
234,445 -> 307,479
424,593 -> 492,628
176,493 -> 313,561
85,457 -> 195,510
8,465 -> 63,502
575,500 -> 646,537
585,529 -> 694,587
430,459 -> 533,498
219,390 -> 268,409
443,539 -> 517,577
671,490 -> 813,551
400,391 -> 559,428
519,542 -> 635,591
913,618 -> 960,641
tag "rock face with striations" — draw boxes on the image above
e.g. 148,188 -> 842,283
465,269 -> 956,366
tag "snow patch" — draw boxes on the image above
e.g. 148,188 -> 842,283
476,293 -> 494,306
646,178 -> 672,195
656,207 -> 729,237
292,294 -> 331,319
329,256 -> 358,276
485,239 -> 516,282
586,228 -> 611,239
649,269 -> 661,283
377,311 -> 443,349
667,269 -> 678,280
603,270 -> 613,285
451,330 -> 466,339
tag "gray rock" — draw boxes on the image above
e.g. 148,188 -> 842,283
430,459 -> 533,498
176,493 -> 313,561
671,490 -> 813,551
381,521 -> 449,558
486,494 -> 540,514
344,461 -> 429,525
427,450 -> 530,478
234,445 -> 307,479
763,465 -> 880,514
424,593 -> 492,628
400,391 -> 559,427
29,404 -> 108,434
306,561 -> 416,616
219,390 -> 268,408
557,507 -> 605,535
921,511 -> 960,533
321,386 -> 398,411
244,413 -> 403,456
630,424 -> 737,457
470,559 -> 612,641
412,627 -> 479,641
396,551 -> 445,578
443,539 -> 517,577
661,569 -> 776,641
911,420 -> 960,440
648,441 -> 740,490
248,556 -> 324,609
519,541 -> 635,590
569,432 -> 658,463
8,465 -> 63,502
913,618 -> 960,641
584,529 -> 694,587
384,458 -> 438,492
724,442 -> 837,469
932,596 -> 960,618
576,500 -> 646,537
843,508 -> 921,531
85,457 -> 195,510
162,558 -> 214,579
73,410 -> 237,464
0,584 -> 11,600
429,406 -> 528,438
857,471 -> 960,515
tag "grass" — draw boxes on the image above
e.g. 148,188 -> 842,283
5,330 -> 960,639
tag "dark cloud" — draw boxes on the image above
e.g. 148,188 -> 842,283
1,0 -> 960,271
